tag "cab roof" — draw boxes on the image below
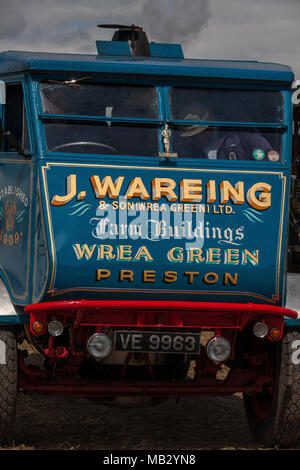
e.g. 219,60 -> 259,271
0,50 -> 294,85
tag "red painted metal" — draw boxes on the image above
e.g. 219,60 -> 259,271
55,346 -> 68,359
19,300 -> 296,398
25,300 -> 297,335
17,369 -> 273,397
25,299 -> 298,318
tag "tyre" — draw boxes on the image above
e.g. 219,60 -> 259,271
0,327 -> 17,445
244,327 -> 300,448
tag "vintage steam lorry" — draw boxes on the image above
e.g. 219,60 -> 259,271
0,25 -> 299,447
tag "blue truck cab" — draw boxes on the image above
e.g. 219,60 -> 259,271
0,25 -> 299,447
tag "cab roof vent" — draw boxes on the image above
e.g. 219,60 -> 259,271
96,24 -> 184,59
96,40 -> 132,57
149,43 -> 184,59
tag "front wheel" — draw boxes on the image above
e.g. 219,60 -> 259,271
244,327 -> 300,448
0,327 -> 17,445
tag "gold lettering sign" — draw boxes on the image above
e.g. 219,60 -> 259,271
51,174 -> 272,211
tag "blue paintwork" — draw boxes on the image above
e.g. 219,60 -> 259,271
0,158 -> 33,305
96,41 -> 184,59
148,43 -> 184,59
40,161 -> 290,305
0,50 -> 294,84
0,41 -> 297,325
96,41 -> 132,57
285,318 -> 300,327
0,315 -> 28,325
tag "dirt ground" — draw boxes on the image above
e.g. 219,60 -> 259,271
0,392 -> 289,451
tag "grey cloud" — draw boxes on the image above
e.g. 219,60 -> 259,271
0,0 -> 210,49
137,0 -> 211,44
0,6 -> 25,39
185,0 -> 300,76
94,0 -> 211,47
0,0 -> 299,77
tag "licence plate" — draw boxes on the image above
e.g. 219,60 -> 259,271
114,331 -> 201,354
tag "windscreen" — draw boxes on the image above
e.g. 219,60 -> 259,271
39,82 -> 285,162
168,88 -> 284,161
40,83 -> 159,118
169,88 -> 283,123
39,83 -> 160,156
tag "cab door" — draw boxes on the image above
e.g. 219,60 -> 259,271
0,80 -> 34,306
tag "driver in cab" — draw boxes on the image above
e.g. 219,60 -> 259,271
179,106 -> 279,161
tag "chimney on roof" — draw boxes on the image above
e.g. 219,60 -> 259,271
98,24 -> 151,57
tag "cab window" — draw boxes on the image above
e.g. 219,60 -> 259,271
1,84 -> 30,154
39,82 -> 160,156
40,83 -> 159,118
168,87 -> 284,161
169,88 -> 283,123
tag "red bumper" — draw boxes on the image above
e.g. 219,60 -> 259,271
19,300 -> 298,398
25,299 -> 298,332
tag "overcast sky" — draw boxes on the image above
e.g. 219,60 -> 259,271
0,0 -> 299,77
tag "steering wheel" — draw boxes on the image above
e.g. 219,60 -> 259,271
51,141 -> 118,153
